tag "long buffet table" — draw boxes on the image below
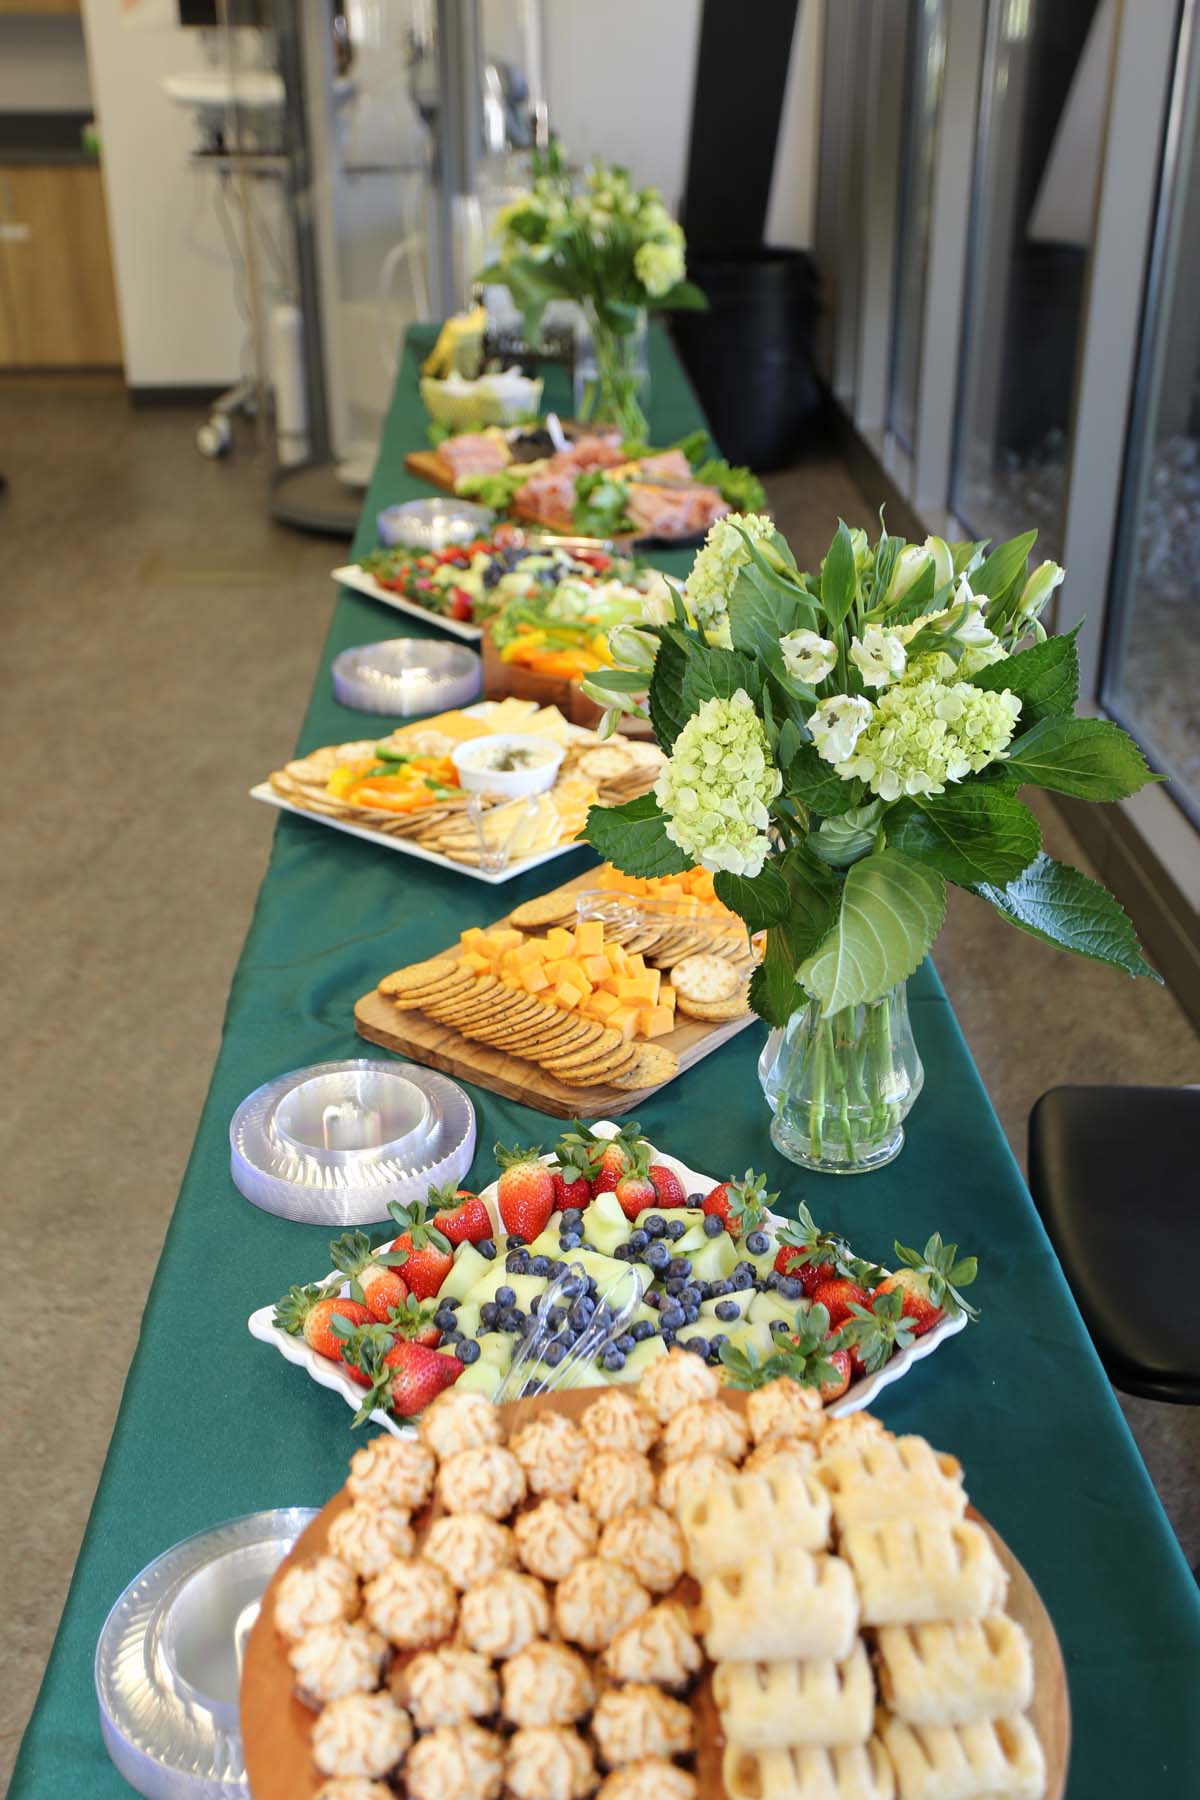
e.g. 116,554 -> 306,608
12,325 -> 1200,1797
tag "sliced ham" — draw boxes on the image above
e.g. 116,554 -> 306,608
556,434 -> 626,473
637,448 -> 692,482
627,481 -> 728,537
441,432 -> 510,482
513,468 -> 577,530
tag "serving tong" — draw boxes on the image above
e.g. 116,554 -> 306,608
493,1261 -> 647,1404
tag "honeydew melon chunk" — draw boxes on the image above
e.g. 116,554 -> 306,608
676,1222 -> 711,1254
439,1243 -> 491,1304
618,1336 -> 668,1380
454,1359 -> 503,1398
584,1191 -> 633,1255
688,1235 -> 740,1284
508,1274 -> 548,1312
461,1264 -> 514,1307
527,1215 -> 564,1256
743,1238 -> 779,1280
455,1299 -> 482,1339
726,1320 -> 777,1360
747,1290 -> 803,1329
477,1332 -> 514,1372
571,1247 -> 632,1291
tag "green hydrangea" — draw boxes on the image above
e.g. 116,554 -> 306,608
830,676 -> 1022,801
655,689 -> 782,875
683,512 -> 777,635
634,236 -> 685,297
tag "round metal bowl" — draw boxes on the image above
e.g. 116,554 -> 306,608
330,638 -> 481,716
376,496 -> 493,550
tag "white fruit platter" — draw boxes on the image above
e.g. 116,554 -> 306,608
248,1121 -> 968,1436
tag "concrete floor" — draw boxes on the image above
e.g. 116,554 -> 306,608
1,380 -> 1197,1789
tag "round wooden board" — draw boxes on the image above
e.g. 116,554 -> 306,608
241,1388 -> 1070,1800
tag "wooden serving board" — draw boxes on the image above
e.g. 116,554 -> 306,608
354,872 -> 757,1118
240,1387 -> 1070,1800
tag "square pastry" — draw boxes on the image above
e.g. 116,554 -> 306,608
680,1468 -> 832,1575
875,1617 -> 1034,1727
724,1738 -> 895,1800
840,1519 -> 1007,1626
713,1644 -> 875,1747
877,1711 -> 1046,1800
815,1436 -> 966,1531
702,1551 -> 859,1663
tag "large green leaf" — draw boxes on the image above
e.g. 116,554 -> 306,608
969,625 -> 1079,724
582,794 -> 689,877
888,789 -> 1041,886
681,647 -> 758,713
972,853 -> 1161,981
820,520 -> 858,629
973,529 -> 1037,602
727,563 -> 818,662
646,627 -> 692,752
714,863 -> 791,932
1004,716 -> 1158,801
655,278 -> 709,311
798,848 -> 946,1015
785,743 -> 866,817
748,852 -> 841,1027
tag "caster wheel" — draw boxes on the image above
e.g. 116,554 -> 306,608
197,416 -> 231,457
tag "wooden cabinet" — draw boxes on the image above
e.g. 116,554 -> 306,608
0,164 -> 123,367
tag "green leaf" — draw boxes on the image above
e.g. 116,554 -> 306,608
681,647 -> 758,713
972,529 -> 1037,602
952,539 -> 988,578
799,848 -> 946,1014
820,520 -> 858,629
581,667 -> 649,694
888,789 -> 1041,886
971,852 -> 1161,980
714,863 -> 790,932
582,794 -> 689,878
727,563 -> 818,667
969,625 -> 1079,724
646,627 -> 691,752
808,801 -> 885,867
654,277 -> 709,311
747,851 -> 840,1027
1004,716 -> 1159,801
785,744 -> 867,817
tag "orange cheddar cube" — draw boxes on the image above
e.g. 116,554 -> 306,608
555,979 -> 586,1010
609,1004 -> 641,1041
589,989 -> 621,1019
513,938 -> 547,966
616,971 -> 660,1005
460,951 -> 491,975
460,926 -> 487,950
542,957 -> 570,983
545,926 -> 574,958
488,927 -> 524,951
574,919 -> 606,957
582,953 -> 612,983
638,1005 -> 674,1039
626,952 -> 647,975
522,963 -> 551,992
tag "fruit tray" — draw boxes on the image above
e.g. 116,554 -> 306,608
247,1123 -> 967,1436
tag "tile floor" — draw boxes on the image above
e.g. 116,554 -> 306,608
1,382 -> 1196,1789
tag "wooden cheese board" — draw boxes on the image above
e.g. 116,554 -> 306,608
354,872 -> 759,1118
240,1387 -> 1070,1800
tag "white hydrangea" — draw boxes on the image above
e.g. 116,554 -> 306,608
655,689 -> 782,876
683,512 -> 778,635
831,677 -> 1023,802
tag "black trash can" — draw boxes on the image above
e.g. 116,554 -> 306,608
670,248 -> 821,472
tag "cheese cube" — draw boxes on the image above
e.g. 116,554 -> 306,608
616,970 -> 660,1005
543,958 -> 571,983
545,927 -> 574,958
582,953 -> 611,983
555,979 -> 586,1011
522,963 -> 551,993
589,989 -> 621,1019
460,951 -> 492,975
638,1005 -> 674,1039
488,927 -> 524,951
609,1004 -> 641,1041
574,919 -> 606,957
513,938 -> 547,966
460,926 -> 487,951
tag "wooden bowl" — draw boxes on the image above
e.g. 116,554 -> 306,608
240,1389 -> 1070,1800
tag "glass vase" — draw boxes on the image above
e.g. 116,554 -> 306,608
758,981 -> 924,1174
573,304 -> 649,439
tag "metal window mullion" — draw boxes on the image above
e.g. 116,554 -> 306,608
911,0 -> 987,513
855,0 -> 912,432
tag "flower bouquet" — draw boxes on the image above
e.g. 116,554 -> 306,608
477,140 -> 705,439
582,515 -> 1162,1173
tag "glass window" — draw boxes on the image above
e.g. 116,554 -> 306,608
887,0 -> 947,455
1102,24 -> 1200,824
950,0 -> 1117,556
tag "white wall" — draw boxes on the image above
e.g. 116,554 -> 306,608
765,0 -> 822,249
0,15 -> 92,112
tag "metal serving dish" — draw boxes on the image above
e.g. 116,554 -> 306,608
330,638 -> 482,716
376,496 -> 493,550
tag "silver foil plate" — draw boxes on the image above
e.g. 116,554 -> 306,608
331,638 -> 482,716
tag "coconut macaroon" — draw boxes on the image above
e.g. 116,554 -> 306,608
575,1451 -> 656,1525
289,1619 -> 388,1708
602,1602 -> 702,1690
363,1559 -> 457,1650
746,1377 -> 823,1444
636,1347 -> 721,1423
554,1557 -> 651,1652
329,1500 -> 417,1580
347,1436 -> 436,1511
513,1499 -> 598,1583
418,1387 -> 505,1461
501,1642 -> 596,1729
510,1413 -> 590,1499
505,1726 -> 597,1800
579,1389 -> 659,1457
395,1647 -> 499,1731
458,1570 -> 551,1659
436,1444 -> 527,1519
656,1454 -> 737,1516
743,1437 -> 818,1476
273,1555 -> 359,1643
591,1685 -> 694,1765
314,1780 -> 395,1800
818,1412 -> 891,1452
597,1507 -> 686,1595
660,1400 -> 749,1466
405,1722 -> 504,1800
310,1691 -> 413,1780
596,1760 -> 697,1800
423,1513 -> 515,1591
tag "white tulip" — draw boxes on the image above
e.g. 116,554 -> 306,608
884,543 -> 933,605
923,535 -> 954,590
780,628 -> 838,684
850,625 -> 908,689
1018,561 -> 1066,622
809,694 -> 874,766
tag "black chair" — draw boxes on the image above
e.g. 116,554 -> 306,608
1028,1085 -> 1200,1403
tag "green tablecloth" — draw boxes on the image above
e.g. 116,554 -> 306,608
13,326 -> 1199,1797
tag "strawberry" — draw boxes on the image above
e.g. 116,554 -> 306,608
357,1339 -> 463,1422
383,1293 -> 442,1348
839,1290 -> 917,1378
494,1143 -> 555,1240
702,1169 -> 776,1240
647,1162 -> 686,1209
328,1230 -> 410,1322
429,1183 -> 492,1245
450,588 -> 474,622
810,1277 -> 870,1329
818,1341 -> 852,1403
718,1304 -> 846,1404
875,1234 -> 980,1337
273,1284 -> 373,1369
613,1155 -> 658,1220
553,1169 -> 592,1209
774,1205 -> 844,1294
385,1198 -> 454,1300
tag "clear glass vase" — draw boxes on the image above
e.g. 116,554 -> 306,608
758,981 -> 924,1174
573,304 -> 649,439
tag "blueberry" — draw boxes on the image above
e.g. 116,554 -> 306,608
660,1304 -> 685,1331
664,1278 -> 685,1299
733,1260 -> 756,1281
680,1285 -> 702,1306
569,1299 -> 595,1330
714,1299 -> 740,1322
529,1255 -> 551,1276
765,1271 -> 781,1290
665,1218 -> 687,1241
496,1285 -> 516,1308
777,1276 -> 804,1300
660,1331 -> 675,1348
458,1339 -> 480,1364
505,1250 -> 526,1273
612,1244 -> 631,1261
646,1242 -> 671,1274
433,1308 -> 456,1331
628,1229 -> 649,1252
439,1295 -> 460,1310
476,1237 -> 496,1260
707,1277 -> 732,1297
672,1255 -> 693,1276
547,1306 -> 567,1330
770,1317 -> 791,1333
520,1314 -> 540,1336
708,1332 -> 728,1352
602,1346 -> 626,1372
562,1208 -> 584,1226
506,1234 -> 526,1249
544,1340 -> 566,1366
746,1230 -> 770,1255
498,1307 -> 521,1332
685,1335 -> 710,1358
479,1301 -> 498,1326
688,1193 -> 706,1205
731,1268 -> 754,1291
559,1229 -> 583,1250
630,1318 -> 655,1341
644,1215 -> 666,1238
615,1333 -> 636,1353
642,1290 -> 660,1310
560,1275 -> 585,1299
703,1215 -> 724,1238
684,1303 -> 700,1323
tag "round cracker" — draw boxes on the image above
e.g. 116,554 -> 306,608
509,894 -> 577,930
676,990 -> 751,1022
539,1025 -> 623,1070
378,958 -> 460,996
670,953 -> 742,1004
608,1043 -> 680,1090
554,1048 -> 639,1086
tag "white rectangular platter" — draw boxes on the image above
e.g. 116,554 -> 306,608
248,1121 -> 966,1436
334,563 -> 484,642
